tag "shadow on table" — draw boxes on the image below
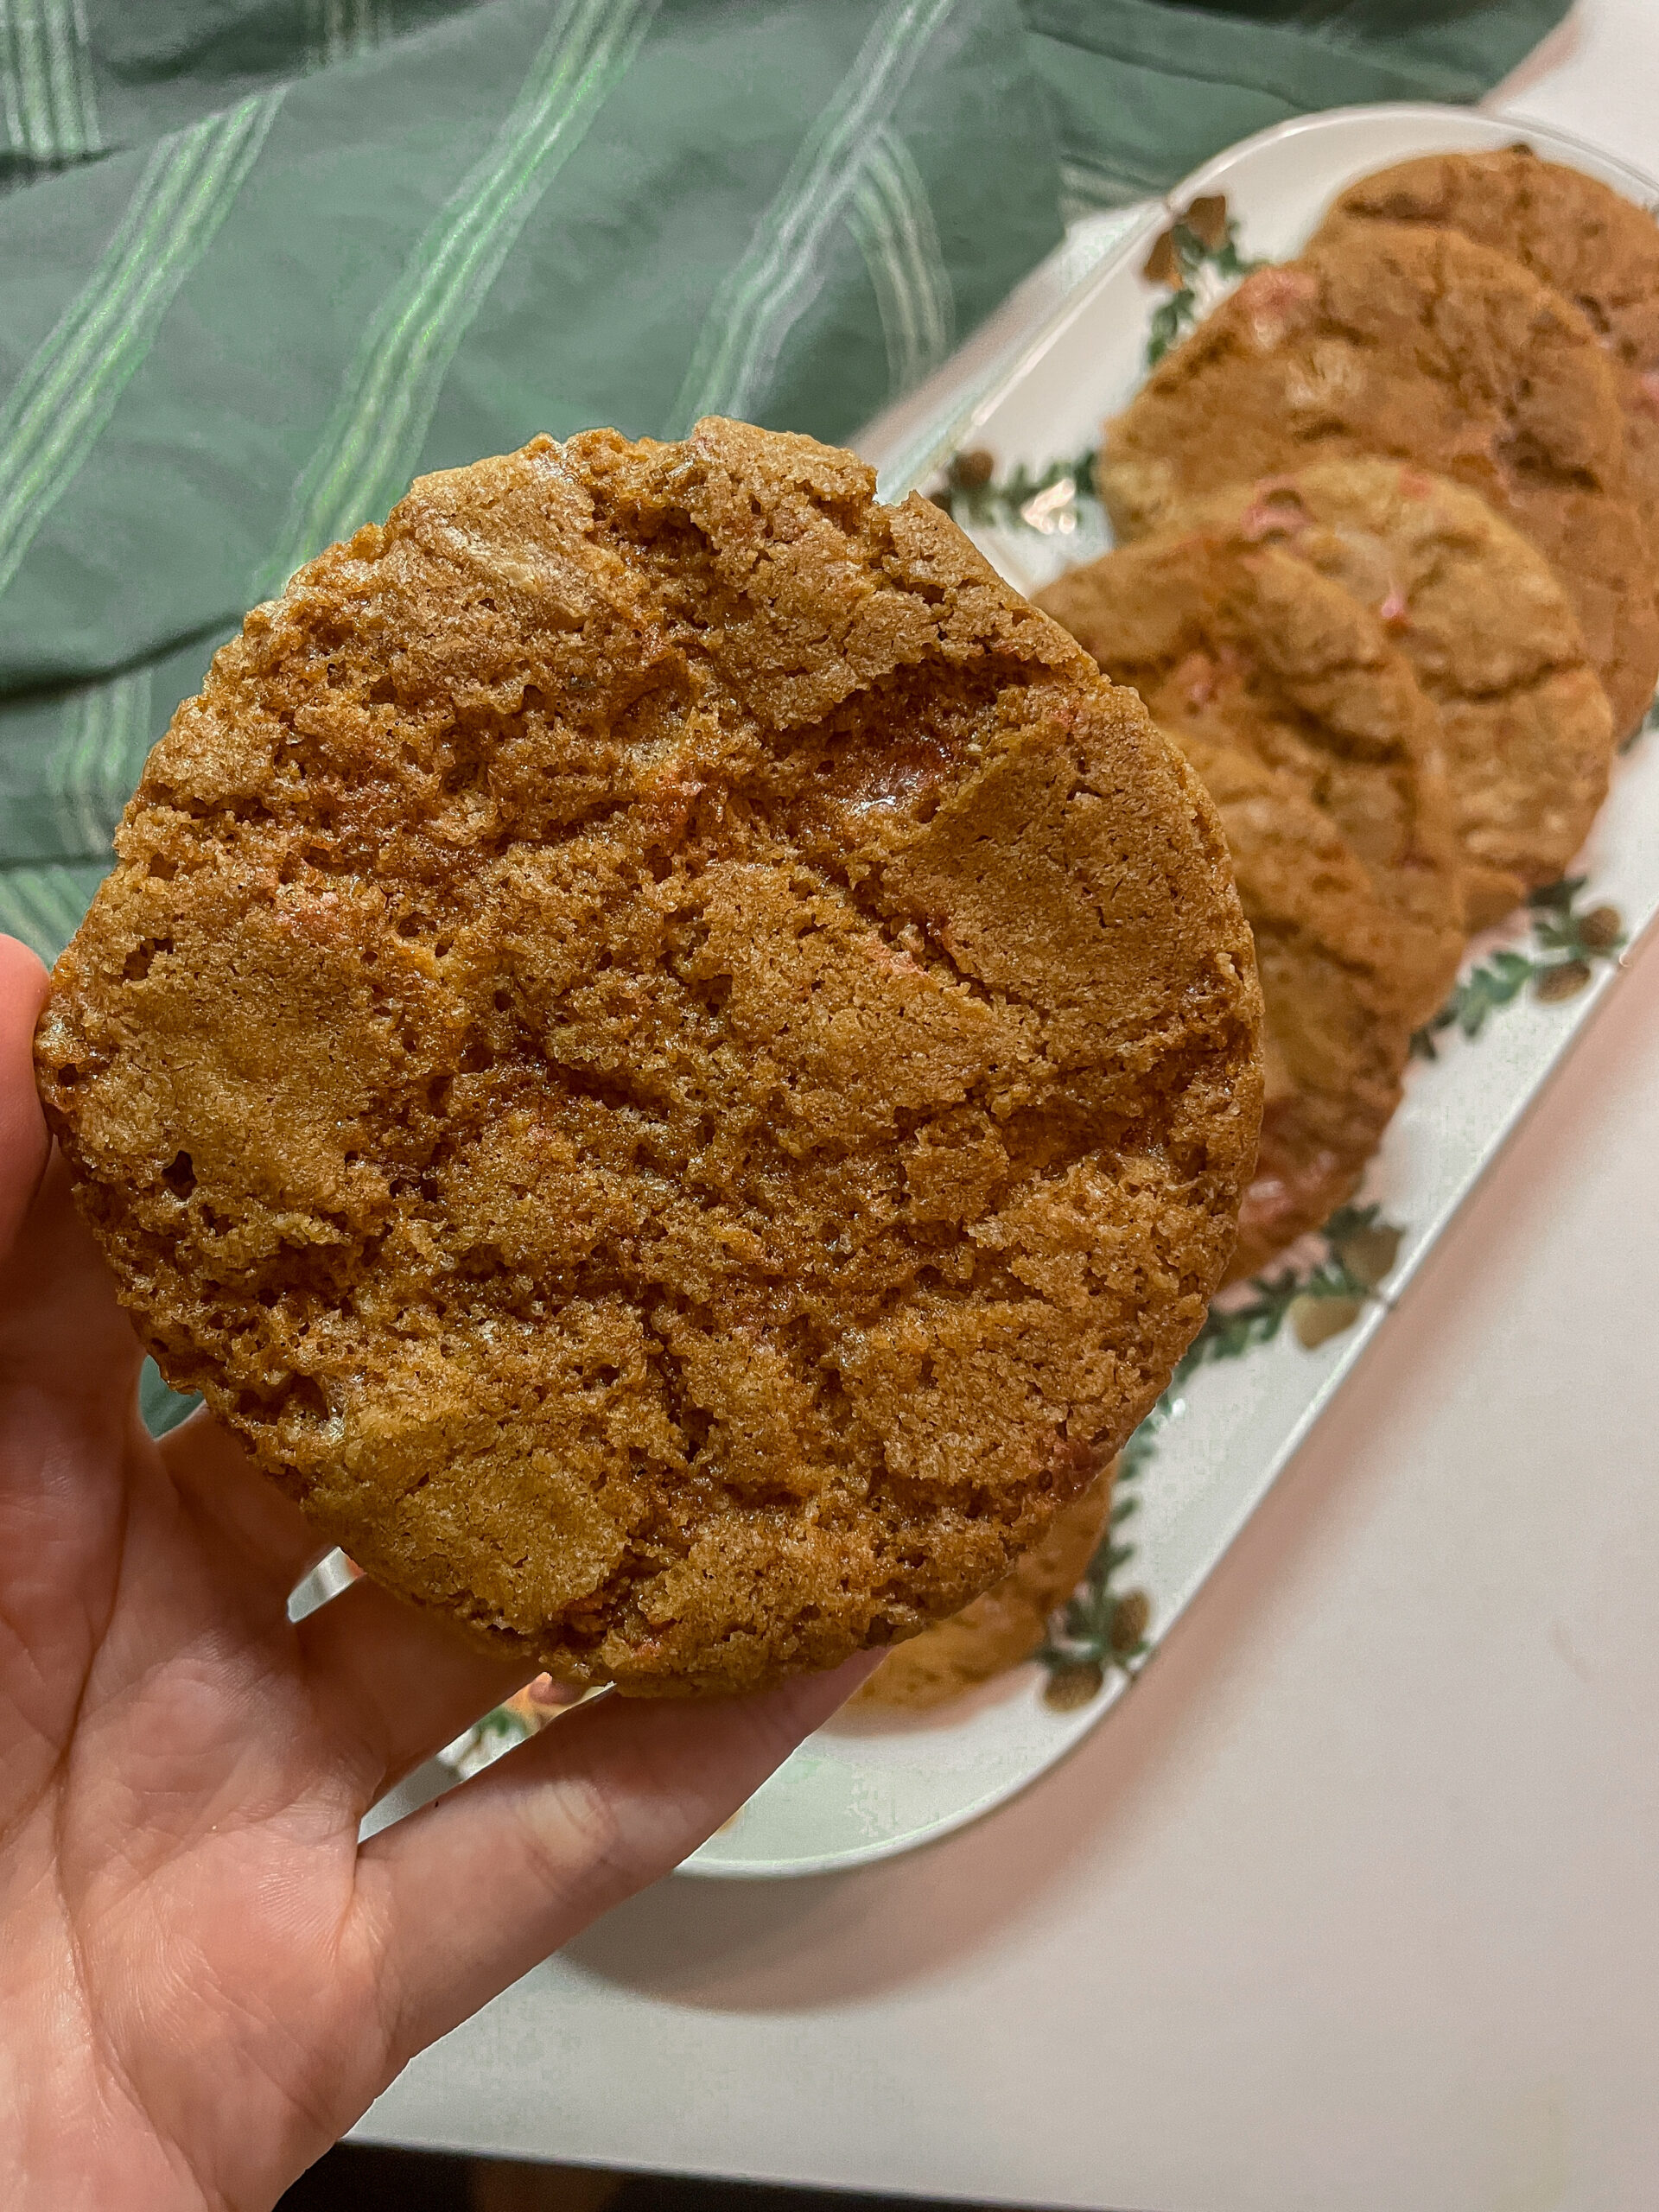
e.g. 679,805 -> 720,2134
556,1738 -> 1122,2011
559,1592 -> 1218,2012
280,2140 -> 1065,2211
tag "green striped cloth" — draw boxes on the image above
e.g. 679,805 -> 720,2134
0,0 -> 1569,976
1028,0 -> 1577,216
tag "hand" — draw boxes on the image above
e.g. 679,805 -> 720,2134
0,934 -> 870,2211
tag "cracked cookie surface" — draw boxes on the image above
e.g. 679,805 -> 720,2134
1322,144 -> 1659,591
1166,461 -> 1615,929
1099,221 -> 1659,741
1038,531 -> 1463,1026
35,420 -> 1262,1696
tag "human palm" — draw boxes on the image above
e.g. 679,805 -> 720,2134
0,936 -> 867,2211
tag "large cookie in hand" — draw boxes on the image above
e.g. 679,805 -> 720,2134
35,420 -> 1262,1696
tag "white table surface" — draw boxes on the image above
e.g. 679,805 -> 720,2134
356,10 -> 1659,2205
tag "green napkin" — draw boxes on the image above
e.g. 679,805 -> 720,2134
0,0 -> 1063,959
1027,0 -> 1579,213
0,0 -> 1567,969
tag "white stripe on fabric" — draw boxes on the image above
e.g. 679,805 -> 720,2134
0,88 -> 284,607
67,0 -> 98,150
49,663 -> 152,855
52,0 -> 98,155
2,0 -> 55,160
848,124 -> 954,397
1058,156 -> 1145,226
669,0 -> 957,433
0,6 -> 17,157
0,0 -> 100,162
265,0 -> 657,592
306,0 -> 386,70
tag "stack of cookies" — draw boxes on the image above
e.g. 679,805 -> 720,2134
866,145 -> 1659,1711
852,1457 -> 1119,1712
1037,143 -> 1658,1284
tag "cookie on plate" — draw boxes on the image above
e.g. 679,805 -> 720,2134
35,419 -> 1262,1697
1168,732 -> 1413,1281
1167,461 -> 1616,928
1099,221 -> 1659,741
1322,143 -> 1659,582
851,1459 -> 1117,1712
1038,533 -> 1464,1025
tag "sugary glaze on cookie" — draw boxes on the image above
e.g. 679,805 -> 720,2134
1167,461 -> 1616,929
1038,533 -> 1463,1026
1100,221 -> 1659,741
1166,732 -> 1412,1281
850,1459 -> 1116,1711
35,420 -> 1262,1696
1324,144 -> 1659,590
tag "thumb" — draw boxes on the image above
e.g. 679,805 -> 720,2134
358,1653 -> 884,2069
0,937 -> 51,1261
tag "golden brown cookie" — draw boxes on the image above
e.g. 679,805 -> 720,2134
1100,221 -> 1659,741
1168,461 -> 1616,929
1323,144 -> 1659,593
35,419 -> 1262,1698
1038,533 -> 1463,1025
1166,732 -> 1412,1281
851,1459 -> 1117,1712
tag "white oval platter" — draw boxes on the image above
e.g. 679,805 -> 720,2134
677,102 -> 1659,1877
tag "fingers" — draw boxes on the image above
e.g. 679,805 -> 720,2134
0,934 -> 320,1610
0,1147 -> 143,1440
296,1573 -> 537,1798
356,1655 -> 880,2063
162,1410 -> 335,1599
0,957 -> 152,1712
0,934 -> 139,1415
0,936 -> 51,1261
